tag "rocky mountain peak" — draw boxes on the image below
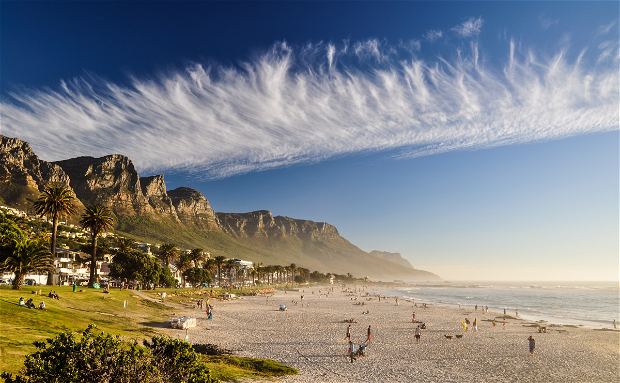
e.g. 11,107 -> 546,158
0,135 -> 73,191
54,154 -> 152,215
167,187 -> 219,229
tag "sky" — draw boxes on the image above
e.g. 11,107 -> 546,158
1,1 -> 618,281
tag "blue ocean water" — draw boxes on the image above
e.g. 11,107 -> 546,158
391,281 -> 619,328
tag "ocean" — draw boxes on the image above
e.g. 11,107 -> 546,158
390,281 -> 619,328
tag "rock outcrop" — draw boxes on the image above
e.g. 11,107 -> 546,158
369,250 -> 415,269
168,187 -> 219,230
0,135 -> 73,191
140,175 -> 178,219
54,155 -> 152,216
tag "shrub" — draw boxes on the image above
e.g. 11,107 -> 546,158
1,325 -> 219,383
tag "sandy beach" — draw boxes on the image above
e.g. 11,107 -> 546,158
160,286 -> 619,382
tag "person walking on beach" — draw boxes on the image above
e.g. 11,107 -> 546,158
503,319 -> 506,329
349,341 -> 356,363
473,318 -> 478,332
343,324 -> 352,342
613,319 -> 616,329
528,336 -> 536,356
366,325 -> 372,344
412,312 -> 416,323
415,325 -> 422,344
492,319 -> 497,327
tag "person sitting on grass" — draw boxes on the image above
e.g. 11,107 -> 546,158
18,297 -> 26,307
25,298 -> 36,309
38,301 -> 46,311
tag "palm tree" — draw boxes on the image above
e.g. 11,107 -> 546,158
1,237 -> 54,290
116,237 -> 136,253
225,259 -> 238,286
275,265 -> 284,284
249,269 -> 257,285
176,253 -> 193,287
189,248 -> 205,267
204,258 -> 217,280
289,263 -> 297,284
214,255 -> 226,286
33,185 -> 78,285
79,205 -> 115,287
157,243 -> 178,268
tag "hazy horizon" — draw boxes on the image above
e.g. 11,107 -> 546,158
1,1 -> 617,282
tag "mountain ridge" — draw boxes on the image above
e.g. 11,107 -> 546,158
0,135 -> 440,281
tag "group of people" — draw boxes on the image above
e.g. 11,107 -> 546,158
18,297 -> 46,310
343,324 -> 372,362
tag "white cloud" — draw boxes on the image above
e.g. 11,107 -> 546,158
425,30 -> 443,42
539,15 -> 559,30
597,20 -> 617,35
452,17 -> 483,37
1,38 -> 618,179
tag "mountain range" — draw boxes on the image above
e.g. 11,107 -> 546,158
0,135 -> 440,281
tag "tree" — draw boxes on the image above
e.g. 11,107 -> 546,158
109,250 -> 163,289
189,248 -> 205,267
184,267 -> 212,288
289,263 -> 297,284
79,205 -> 115,287
33,185 -> 78,285
157,243 -> 178,268
275,265 -> 284,284
203,258 -> 217,280
176,253 -> 193,287
213,256 -> 226,286
0,237 -> 54,290
225,259 -> 238,285
116,237 -> 136,253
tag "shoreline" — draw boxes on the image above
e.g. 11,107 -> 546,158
157,285 -> 620,382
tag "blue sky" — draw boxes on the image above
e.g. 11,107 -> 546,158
1,1 -> 618,280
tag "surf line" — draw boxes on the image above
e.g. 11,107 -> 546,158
295,348 -> 350,380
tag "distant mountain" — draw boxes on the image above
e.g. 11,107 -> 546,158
369,250 -> 415,269
0,135 -> 441,281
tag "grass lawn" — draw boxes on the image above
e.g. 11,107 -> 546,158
0,285 -> 174,374
0,285 -> 297,381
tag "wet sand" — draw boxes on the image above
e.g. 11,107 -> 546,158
160,286 -> 620,382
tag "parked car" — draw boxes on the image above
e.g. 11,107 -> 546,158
0,279 -> 10,285
24,279 -> 37,286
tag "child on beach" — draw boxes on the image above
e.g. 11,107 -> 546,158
366,325 -> 372,344
415,325 -> 421,344
473,318 -> 478,332
348,341 -> 356,363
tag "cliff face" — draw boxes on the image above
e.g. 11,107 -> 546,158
168,187 -> 219,230
369,250 -> 415,269
54,155 -> 152,216
0,135 -> 73,191
217,210 -> 342,242
140,175 -> 178,219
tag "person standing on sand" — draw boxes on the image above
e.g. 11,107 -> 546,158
613,319 -> 616,329
412,312 -> 416,323
349,341 -> 356,363
366,325 -> 372,344
415,325 -> 421,344
473,318 -> 478,332
492,319 -> 497,327
503,319 -> 506,329
343,324 -> 352,342
528,336 -> 536,356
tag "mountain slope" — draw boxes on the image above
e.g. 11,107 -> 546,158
0,135 -> 441,281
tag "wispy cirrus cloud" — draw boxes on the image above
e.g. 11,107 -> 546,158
452,17 -> 483,37
425,30 -> 443,42
1,36 -> 618,179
